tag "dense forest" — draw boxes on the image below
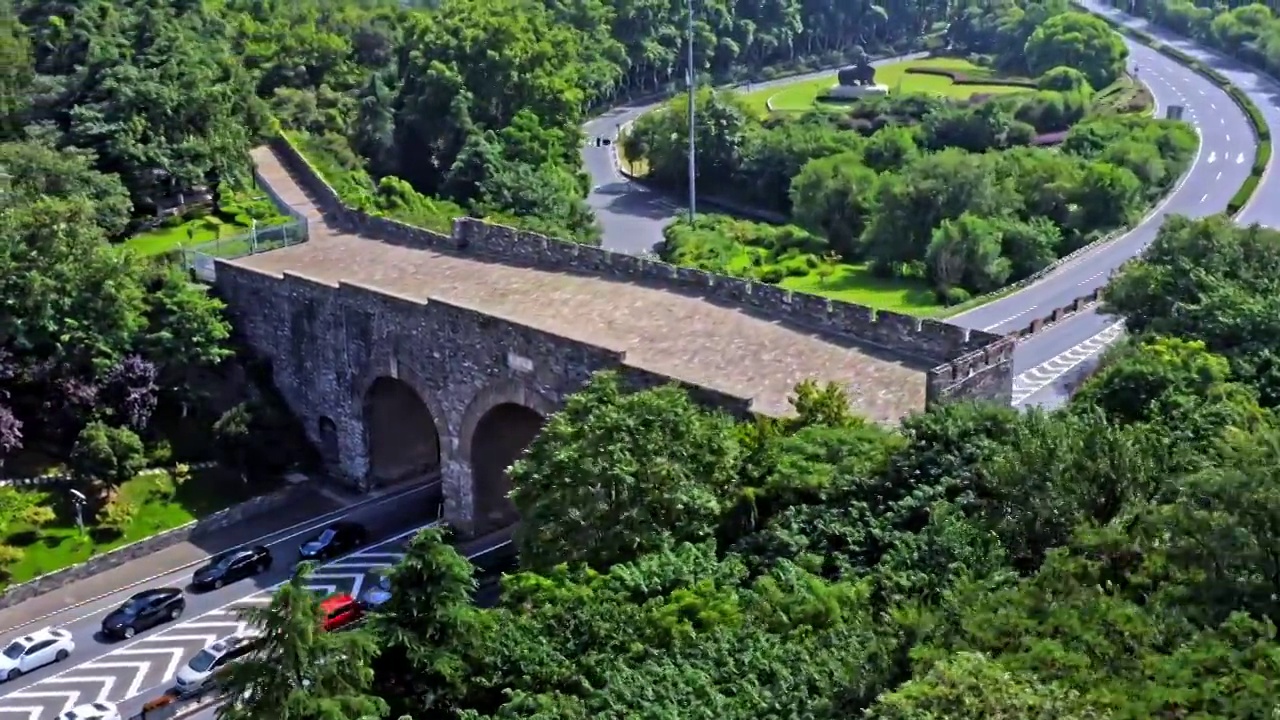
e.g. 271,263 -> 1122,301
0,0 -> 953,244
0,0 -> 953,473
6,0 -> 1280,716
217,216 -> 1280,720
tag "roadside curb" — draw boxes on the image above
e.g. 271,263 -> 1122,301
0,481 -> 439,637
1080,2 -> 1271,215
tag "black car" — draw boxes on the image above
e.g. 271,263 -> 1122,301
191,545 -> 273,591
298,521 -> 368,562
101,588 -> 185,640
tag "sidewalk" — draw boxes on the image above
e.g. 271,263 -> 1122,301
0,487 -> 344,633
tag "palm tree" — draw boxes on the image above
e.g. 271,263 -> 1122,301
215,562 -> 386,720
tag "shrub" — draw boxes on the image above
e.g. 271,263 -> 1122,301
70,422 -> 146,487
758,266 -> 786,283
943,286 -> 972,305
96,493 -> 137,532
903,66 -> 1038,88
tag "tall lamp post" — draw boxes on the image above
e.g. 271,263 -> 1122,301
686,0 -> 697,223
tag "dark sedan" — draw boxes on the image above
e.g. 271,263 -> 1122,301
101,588 -> 185,640
191,545 -> 273,591
298,521 -> 368,562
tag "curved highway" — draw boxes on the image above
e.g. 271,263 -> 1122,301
580,33 -> 1262,408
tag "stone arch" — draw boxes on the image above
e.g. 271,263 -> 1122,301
459,380 -> 555,532
362,375 -> 445,485
317,416 -> 340,468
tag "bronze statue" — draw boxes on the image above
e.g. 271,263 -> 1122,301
837,61 -> 876,87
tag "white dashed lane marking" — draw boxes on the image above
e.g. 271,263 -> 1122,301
1012,322 -> 1126,405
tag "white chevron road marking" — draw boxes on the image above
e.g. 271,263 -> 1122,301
76,663 -> 150,699
309,572 -> 370,599
14,675 -> 115,703
1012,321 -> 1126,405
0,521 -> 441,717
113,648 -> 186,682
138,634 -> 220,647
3,690 -> 81,715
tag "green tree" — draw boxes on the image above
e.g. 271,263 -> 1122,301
789,152 -> 879,259
866,651 -> 1093,720
216,563 -> 386,720
213,403 -> 254,483
1024,12 -> 1128,89
69,421 -> 146,487
369,527 -> 478,719
510,372 -> 742,571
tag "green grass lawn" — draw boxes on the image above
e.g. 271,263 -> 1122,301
666,221 -> 948,316
780,263 -> 944,315
1,466 -> 274,586
745,57 -> 1031,114
125,214 -> 255,256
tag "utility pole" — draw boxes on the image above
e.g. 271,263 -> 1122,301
686,0 -> 697,222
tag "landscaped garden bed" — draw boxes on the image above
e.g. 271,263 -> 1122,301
125,185 -> 290,257
625,12 -> 1193,314
0,464 -> 277,587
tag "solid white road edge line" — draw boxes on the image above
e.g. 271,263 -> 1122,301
1011,321 -> 1127,405
955,59 -> 1211,326
0,481 -> 441,638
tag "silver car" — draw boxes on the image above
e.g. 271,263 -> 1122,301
359,575 -> 392,608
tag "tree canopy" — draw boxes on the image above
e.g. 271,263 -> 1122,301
629,3 -> 1177,302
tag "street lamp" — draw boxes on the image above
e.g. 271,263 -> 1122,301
69,488 -> 86,535
686,0 -> 697,223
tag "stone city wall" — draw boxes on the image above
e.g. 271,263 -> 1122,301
0,484 -> 300,611
268,135 -> 1013,406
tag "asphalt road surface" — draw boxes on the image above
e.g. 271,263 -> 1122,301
0,482 -> 446,720
167,547 -> 515,720
578,34 -> 1260,411
1009,1 -> 1280,409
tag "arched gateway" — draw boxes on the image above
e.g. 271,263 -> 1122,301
362,376 -> 442,484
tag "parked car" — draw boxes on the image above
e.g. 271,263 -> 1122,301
319,593 -> 364,631
101,588 -> 185,640
298,521 -> 368,562
192,546 -> 273,591
0,627 -> 75,681
359,574 -> 392,609
57,702 -> 120,720
174,632 -> 262,696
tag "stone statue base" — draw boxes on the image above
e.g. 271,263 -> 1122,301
825,83 -> 890,99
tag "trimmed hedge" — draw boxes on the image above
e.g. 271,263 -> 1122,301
903,66 -> 1040,88
1081,6 -> 1270,216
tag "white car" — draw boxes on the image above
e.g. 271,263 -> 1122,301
57,701 -> 120,720
174,632 -> 261,695
0,627 -> 75,681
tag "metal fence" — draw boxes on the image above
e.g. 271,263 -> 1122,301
182,218 -> 309,282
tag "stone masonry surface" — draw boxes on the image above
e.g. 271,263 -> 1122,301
239,141 -> 1015,418
214,142 -> 1017,535
0,484 -> 302,612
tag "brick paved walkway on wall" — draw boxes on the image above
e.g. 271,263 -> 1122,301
238,146 -> 929,423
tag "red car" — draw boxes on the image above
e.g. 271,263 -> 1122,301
319,593 -> 363,632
